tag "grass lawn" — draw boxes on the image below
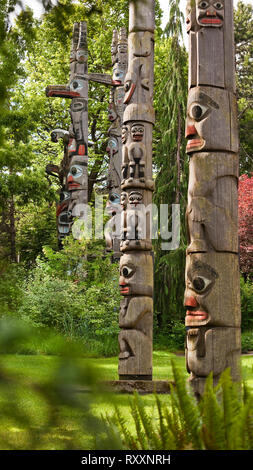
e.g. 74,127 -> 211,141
0,351 -> 252,450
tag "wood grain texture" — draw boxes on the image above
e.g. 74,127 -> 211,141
185,1 -> 240,395
118,1 -> 155,379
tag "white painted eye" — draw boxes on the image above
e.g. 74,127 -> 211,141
69,165 -> 83,178
122,266 -> 134,278
189,102 -> 209,121
70,79 -> 84,92
214,2 -> 223,9
199,1 -> 209,8
192,276 -> 212,293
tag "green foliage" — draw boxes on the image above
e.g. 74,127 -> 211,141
0,261 -> 25,316
106,361 -> 253,450
241,276 -> 253,331
241,331 -> 253,353
234,1 -> 253,174
17,238 -> 121,356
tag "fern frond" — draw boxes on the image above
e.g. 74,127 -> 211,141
113,405 -> 139,450
171,359 -> 203,450
132,392 -> 162,450
200,373 -> 226,450
219,368 -> 243,450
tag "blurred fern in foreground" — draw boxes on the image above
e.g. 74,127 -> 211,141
105,361 -> 253,450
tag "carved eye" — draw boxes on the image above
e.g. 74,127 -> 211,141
124,81 -> 131,92
63,191 -> 70,201
69,165 -> 83,178
199,1 -> 209,8
214,2 -> 223,9
122,266 -> 134,278
189,102 -> 209,121
70,79 -> 84,92
192,276 -> 212,293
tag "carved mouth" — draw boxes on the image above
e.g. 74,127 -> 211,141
119,283 -> 130,295
200,18 -> 222,25
133,135 -> 143,141
68,183 -> 81,190
186,309 -> 208,321
186,138 -> 205,151
112,80 -> 122,85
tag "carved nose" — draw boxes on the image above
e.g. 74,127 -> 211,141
67,175 -> 74,183
184,296 -> 198,308
185,125 -> 197,139
206,8 -> 216,16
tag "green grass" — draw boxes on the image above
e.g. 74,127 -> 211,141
0,351 -> 252,450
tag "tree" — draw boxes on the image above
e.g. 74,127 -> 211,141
152,0 -> 188,336
234,1 -> 253,175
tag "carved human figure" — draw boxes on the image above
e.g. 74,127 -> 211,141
118,252 -> 153,377
127,123 -> 146,181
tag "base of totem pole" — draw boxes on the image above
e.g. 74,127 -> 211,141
102,380 -> 174,394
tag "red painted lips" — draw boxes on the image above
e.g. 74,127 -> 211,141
185,296 -> 208,323
119,283 -> 130,295
200,18 -> 222,24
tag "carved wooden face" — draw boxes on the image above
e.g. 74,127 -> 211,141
196,0 -> 224,27
120,191 -> 128,209
128,191 -> 143,207
122,125 -> 129,144
106,192 -> 121,215
108,103 -> 117,122
119,253 -> 153,297
131,123 -> 144,142
112,64 -> 125,84
186,0 -> 196,32
106,137 -> 118,155
185,87 -> 234,153
67,156 -> 87,191
184,253 -> 240,327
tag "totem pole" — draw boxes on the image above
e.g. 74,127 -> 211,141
118,0 -> 155,380
105,28 -> 128,259
185,0 -> 241,397
46,22 -> 89,246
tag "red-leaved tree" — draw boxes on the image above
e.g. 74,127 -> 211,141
238,173 -> 253,279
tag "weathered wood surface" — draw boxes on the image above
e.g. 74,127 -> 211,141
46,22 -> 89,247
187,0 -> 236,92
184,0 -> 241,396
105,28 -> 128,259
118,0 -> 155,380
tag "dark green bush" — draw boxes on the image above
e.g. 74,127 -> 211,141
241,276 -> 253,331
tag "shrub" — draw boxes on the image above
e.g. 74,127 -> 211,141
241,276 -> 253,331
241,330 -> 253,353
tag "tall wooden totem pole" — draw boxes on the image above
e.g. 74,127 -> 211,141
184,0 -> 241,397
46,22 -> 89,246
105,28 -> 128,259
118,0 -> 155,380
